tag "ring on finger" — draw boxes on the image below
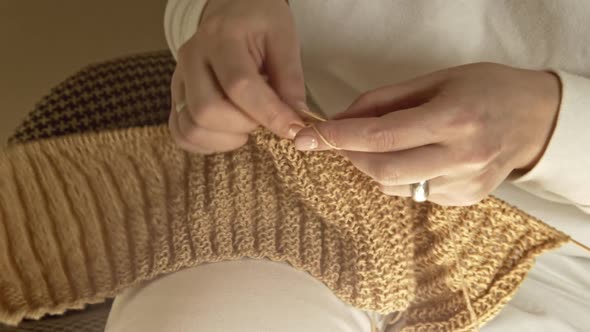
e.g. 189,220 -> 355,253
410,180 -> 430,202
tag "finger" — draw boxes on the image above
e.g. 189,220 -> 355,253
379,177 -> 483,202
333,70 -> 448,120
427,193 -> 489,207
379,184 -> 411,197
426,194 -> 456,206
424,167 -> 509,206
381,168 -> 506,206
208,40 -> 304,138
295,103 -> 447,152
177,108 -> 249,153
379,186 -> 463,207
379,185 -> 461,206
170,70 -> 211,153
169,105 -> 214,154
432,166 -> 509,193
265,27 -> 308,113
342,145 -> 451,186
183,57 -> 258,133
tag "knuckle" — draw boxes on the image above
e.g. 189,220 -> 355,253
365,125 -> 396,151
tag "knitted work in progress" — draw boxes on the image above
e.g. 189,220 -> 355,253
0,124 -> 568,332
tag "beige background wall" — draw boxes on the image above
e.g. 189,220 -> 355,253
0,1 -> 169,143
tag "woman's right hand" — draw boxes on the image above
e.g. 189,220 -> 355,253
169,0 -> 306,154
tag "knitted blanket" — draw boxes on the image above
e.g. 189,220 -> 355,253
0,124 -> 568,332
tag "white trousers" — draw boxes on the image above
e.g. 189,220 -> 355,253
105,252 -> 590,332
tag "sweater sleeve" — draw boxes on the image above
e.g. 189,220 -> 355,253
511,71 -> 590,214
164,0 -> 209,59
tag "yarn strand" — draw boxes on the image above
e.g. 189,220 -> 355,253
457,256 -> 479,331
297,107 -> 328,122
297,108 -> 343,150
386,311 -> 403,327
571,238 -> 590,252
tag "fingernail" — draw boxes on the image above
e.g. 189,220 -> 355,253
294,135 -> 318,151
296,101 -> 310,112
288,124 -> 304,139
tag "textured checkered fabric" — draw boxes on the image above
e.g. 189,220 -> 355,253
1,51 -> 175,332
9,51 -> 174,144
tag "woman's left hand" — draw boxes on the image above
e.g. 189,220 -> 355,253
294,63 -> 561,206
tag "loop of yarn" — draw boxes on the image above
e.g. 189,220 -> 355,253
297,108 -> 342,150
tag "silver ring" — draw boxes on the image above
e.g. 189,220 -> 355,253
410,180 -> 429,202
175,101 -> 186,113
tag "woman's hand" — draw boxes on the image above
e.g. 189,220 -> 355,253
295,63 -> 561,206
169,0 -> 306,154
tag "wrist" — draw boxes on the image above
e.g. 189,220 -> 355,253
515,70 -> 561,172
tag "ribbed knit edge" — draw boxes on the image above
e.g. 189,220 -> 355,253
0,125 -> 176,325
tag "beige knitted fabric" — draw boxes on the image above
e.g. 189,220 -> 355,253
0,125 -> 568,331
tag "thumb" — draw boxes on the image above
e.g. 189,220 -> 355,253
265,29 -> 309,118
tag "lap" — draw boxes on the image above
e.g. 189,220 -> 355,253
104,259 -> 388,332
105,253 -> 590,332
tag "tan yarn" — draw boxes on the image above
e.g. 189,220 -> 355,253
0,125 -> 570,331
